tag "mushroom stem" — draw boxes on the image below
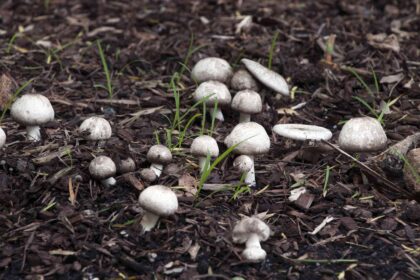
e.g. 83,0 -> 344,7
150,163 -> 163,177
199,157 -> 210,173
245,233 -> 262,250
26,125 -> 41,141
243,156 -> 256,187
101,177 -> 116,187
239,113 -> 251,123
211,107 -> 224,122
141,211 -> 160,232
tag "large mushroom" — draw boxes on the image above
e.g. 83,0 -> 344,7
193,81 -> 232,121
10,94 -> 54,141
79,116 -> 112,140
190,135 -> 219,173
0,127 -> 6,148
147,145 -> 172,178
89,156 -> 117,187
231,90 -> 262,123
138,185 -> 178,232
224,122 -> 270,187
191,57 -> 233,84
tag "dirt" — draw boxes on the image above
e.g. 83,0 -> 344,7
0,0 -> 419,279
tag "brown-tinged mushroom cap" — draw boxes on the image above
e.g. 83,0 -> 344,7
138,185 -> 178,216
193,81 -> 232,107
11,94 -> 54,125
231,69 -> 260,91
89,156 -> 116,180
191,57 -> 233,84
147,145 -> 172,164
231,90 -> 262,114
224,122 -> 270,155
232,216 -> 270,244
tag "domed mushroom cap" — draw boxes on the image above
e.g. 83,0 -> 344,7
232,216 -> 270,244
231,90 -> 262,114
338,117 -> 387,152
139,185 -> 178,216
191,135 -> 219,157
273,124 -> 332,141
140,168 -> 157,182
231,69 -> 259,91
147,145 -> 172,164
89,156 -> 116,180
191,57 -> 233,84
11,94 -> 54,125
233,155 -> 254,173
193,81 -> 232,107
0,127 -> 6,148
79,117 -> 112,140
224,122 -> 270,155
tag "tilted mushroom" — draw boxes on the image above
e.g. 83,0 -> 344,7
79,116 -> 112,140
0,127 -> 6,148
138,185 -> 178,231
231,90 -> 262,123
232,216 -> 271,262
193,81 -> 232,121
190,135 -> 219,173
224,122 -> 270,187
10,94 -> 54,141
231,69 -> 259,91
147,145 -> 172,178
191,57 -> 233,84
89,156 -> 117,187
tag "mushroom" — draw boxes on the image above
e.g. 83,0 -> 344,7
233,155 -> 254,184
190,135 -> 219,173
224,122 -> 270,187
191,57 -> 233,84
231,69 -> 259,91
10,94 -> 54,141
117,157 -> 136,174
138,185 -> 178,232
147,145 -> 172,178
232,216 -> 271,262
89,156 -> 117,187
79,116 -> 112,140
338,117 -> 387,152
140,168 -> 158,183
241,58 -> 289,96
193,81 -> 232,121
231,90 -> 262,123
0,127 -> 6,148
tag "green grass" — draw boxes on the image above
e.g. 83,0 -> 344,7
0,78 -> 34,124
322,165 -> 333,197
268,31 -> 279,70
231,172 -> 251,201
95,40 -> 114,99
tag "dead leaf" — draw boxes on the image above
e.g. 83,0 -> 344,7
366,33 -> 400,53
178,173 -> 198,196
380,73 -> 404,84
0,74 -> 14,109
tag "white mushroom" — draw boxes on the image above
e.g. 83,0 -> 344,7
338,117 -> 387,152
193,81 -> 232,121
231,69 -> 259,91
272,124 -> 332,141
232,216 -> 271,263
89,156 -> 117,187
79,117 -> 112,140
231,90 -> 262,123
10,94 -> 54,141
0,127 -> 6,148
191,57 -> 233,84
224,122 -> 270,187
233,155 -> 254,185
147,145 -> 172,178
241,58 -> 289,96
138,185 -> 178,232
190,135 -> 219,173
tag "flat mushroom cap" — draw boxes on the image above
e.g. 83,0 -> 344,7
273,124 -> 332,141
232,217 -> 270,244
338,117 -> 387,152
191,57 -> 233,84
231,69 -> 259,91
193,81 -> 232,107
0,127 -> 6,148
138,185 -> 178,216
241,58 -> 289,96
233,155 -> 254,173
79,117 -> 112,140
191,135 -> 219,157
11,94 -> 54,125
224,122 -> 270,155
231,90 -> 262,114
89,156 -> 116,180
147,145 -> 172,164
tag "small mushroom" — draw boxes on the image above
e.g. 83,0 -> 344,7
231,90 -> 262,123
338,117 -> 387,152
190,135 -> 219,173
191,57 -> 233,84
140,168 -> 158,183
232,216 -> 271,263
233,155 -> 254,185
138,185 -> 178,232
79,116 -> 112,140
10,94 -> 54,141
241,58 -> 289,96
89,156 -> 117,187
193,81 -> 232,121
117,157 -> 136,174
147,145 -> 172,178
224,122 -> 270,187
0,127 -> 6,148
231,69 -> 259,91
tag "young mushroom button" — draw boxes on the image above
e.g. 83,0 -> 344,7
10,94 -> 54,141
89,156 -> 117,187
231,69 -> 259,91
231,90 -> 262,123
79,117 -> 112,140
193,81 -> 232,122
190,135 -> 219,173
147,145 -> 172,178
191,57 -> 233,84
0,128 -> 6,149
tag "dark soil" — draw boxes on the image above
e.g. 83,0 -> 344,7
0,0 -> 419,279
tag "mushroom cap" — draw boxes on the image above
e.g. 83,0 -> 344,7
0,127 -> 6,149
232,216 -> 270,244
233,155 -> 254,173
147,145 -> 172,164
193,81 -> 232,107
231,90 -> 262,114
89,156 -> 116,180
241,58 -> 289,96
224,122 -> 270,155
140,168 -> 158,182
273,124 -> 332,141
191,57 -> 233,84
190,135 -> 219,157
79,117 -> 112,140
231,69 -> 260,91
242,247 -> 267,263
117,157 -> 136,174
11,94 -> 54,125
338,117 -> 387,152
138,185 -> 178,216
